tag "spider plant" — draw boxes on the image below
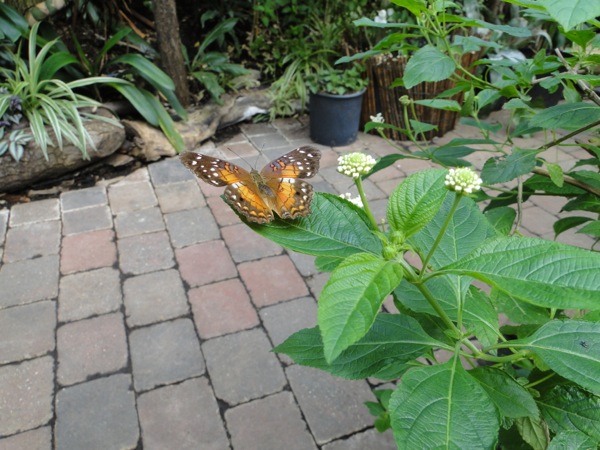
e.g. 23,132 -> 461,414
0,22 -> 128,159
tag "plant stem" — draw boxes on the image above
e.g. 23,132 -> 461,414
354,176 -> 379,230
421,192 -> 462,273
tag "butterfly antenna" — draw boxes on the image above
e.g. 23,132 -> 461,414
225,147 -> 254,169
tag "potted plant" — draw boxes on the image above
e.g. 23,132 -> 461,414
306,64 -> 369,146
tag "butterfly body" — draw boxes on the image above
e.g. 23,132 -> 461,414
180,146 -> 321,224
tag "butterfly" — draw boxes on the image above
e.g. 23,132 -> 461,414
180,146 -> 321,224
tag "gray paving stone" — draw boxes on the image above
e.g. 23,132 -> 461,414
8,199 -> 59,226
0,356 -> 54,437
260,297 -> 317,354
164,207 -> 219,248
155,180 -> 206,213
54,374 -> 139,450
117,231 -> 174,275
287,250 -> 318,277
57,313 -> 128,386
0,301 -> 56,364
129,318 -> 205,392
114,206 -> 165,238
58,267 -> 121,322
203,328 -> 286,405
286,365 -> 375,444
148,156 -> 195,185
0,256 -> 59,308
0,426 -> 52,450
60,186 -> 107,211
138,377 -> 229,450
123,269 -> 188,327
3,221 -> 61,262
250,133 -> 290,150
322,428 -> 397,450
226,391 -> 317,450
108,181 -> 157,213
0,209 -> 9,243
62,204 -> 112,235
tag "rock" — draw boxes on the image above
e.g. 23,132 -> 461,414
0,120 -> 125,193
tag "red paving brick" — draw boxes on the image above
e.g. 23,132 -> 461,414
60,229 -> 117,274
207,196 -> 240,227
176,240 -> 237,287
239,255 -> 309,307
189,278 -> 259,338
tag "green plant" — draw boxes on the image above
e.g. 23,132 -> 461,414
306,64 -> 369,95
341,0 -> 600,246
225,1 -> 600,449
0,128 -> 32,161
0,22 -> 130,159
239,155 -> 600,449
185,16 -> 251,104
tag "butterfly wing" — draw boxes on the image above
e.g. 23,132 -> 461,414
180,152 -> 274,223
260,146 -> 321,179
259,146 -> 321,219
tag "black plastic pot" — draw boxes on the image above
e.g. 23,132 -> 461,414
309,89 -> 366,146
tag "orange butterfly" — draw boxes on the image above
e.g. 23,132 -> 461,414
180,146 -> 321,224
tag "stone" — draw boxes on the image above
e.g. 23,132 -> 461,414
57,313 -> 128,386
202,328 -> 286,405
114,206 -> 165,238
138,377 -> 229,450
117,231 -> 174,275
164,207 -> 219,248
0,356 -> 54,436
129,318 -> 205,392
58,267 -> 122,322
0,256 -> 59,308
54,374 -> 139,450
0,120 -> 125,192
2,221 -> 61,262
0,426 -> 52,450
322,428 -> 397,450
226,392 -> 317,450
61,204 -> 112,235
286,365 -> 375,444
189,278 -> 259,339
8,199 -> 59,226
0,300 -> 56,364
123,269 -> 189,327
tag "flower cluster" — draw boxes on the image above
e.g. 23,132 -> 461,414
337,152 -> 377,178
373,9 -> 394,24
445,168 -> 483,194
370,113 -> 385,124
340,193 -> 364,208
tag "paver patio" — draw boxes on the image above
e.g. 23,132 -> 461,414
0,113 -> 594,449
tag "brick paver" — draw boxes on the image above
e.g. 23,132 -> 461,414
129,318 -> 205,392
138,377 -> 229,450
0,117 -> 592,448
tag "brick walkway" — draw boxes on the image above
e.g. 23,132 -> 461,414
0,114 -> 594,449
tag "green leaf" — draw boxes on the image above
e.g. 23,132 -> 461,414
469,19 -> 532,37
411,194 -> 498,268
539,385 -> 600,441
274,314 -> 443,379
538,0 -> 600,31
389,359 -> 499,449
515,416 -> 550,450
548,430 -> 599,450
413,99 -> 462,111
250,193 -> 382,262
530,102 -> 600,131
563,194 -> 600,214
403,45 -> 456,89
470,367 -> 539,418
484,206 -> 516,235
387,168 -> 448,238
514,321 -> 600,394
318,253 -> 404,363
578,220 -> 600,237
481,149 -> 537,184
442,236 -> 600,310
492,290 -> 550,325
546,163 -> 564,187
464,287 -> 500,349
